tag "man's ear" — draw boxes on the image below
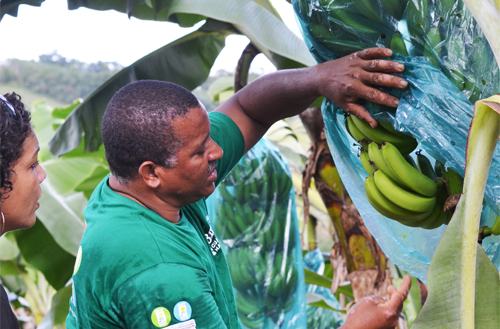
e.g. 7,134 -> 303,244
138,161 -> 165,189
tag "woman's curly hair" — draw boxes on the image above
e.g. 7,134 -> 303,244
1,92 -> 32,200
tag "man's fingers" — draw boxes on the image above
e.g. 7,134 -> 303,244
386,275 -> 412,310
351,84 -> 401,109
362,58 -> 406,74
356,47 -> 393,60
362,71 -> 408,90
343,103 -> 377,128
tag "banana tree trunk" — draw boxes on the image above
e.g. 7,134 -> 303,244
299,107 -> 392,301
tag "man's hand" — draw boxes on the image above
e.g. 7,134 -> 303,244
218,47 -> 408,152
340,275 -> 412,329
315,47 -> 408,128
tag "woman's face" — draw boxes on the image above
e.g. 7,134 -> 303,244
1,131 -> 46,233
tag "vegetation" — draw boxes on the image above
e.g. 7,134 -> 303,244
0,52 -> 122,104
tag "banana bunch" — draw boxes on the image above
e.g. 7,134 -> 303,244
362,142 -> 452,229
345,114 -> 418,155
212,146 -> 299,327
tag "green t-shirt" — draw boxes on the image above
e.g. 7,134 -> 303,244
66,112 -> 245,329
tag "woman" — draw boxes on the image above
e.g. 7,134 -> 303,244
1,92 -> 46,329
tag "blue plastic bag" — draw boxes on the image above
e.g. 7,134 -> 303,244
304,248 -> 344,329
207,138 -> 307,328
293,0 -> 500,282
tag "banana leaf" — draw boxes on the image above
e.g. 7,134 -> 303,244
412,95 -> 500,328
36,285 -> 72,328
0,233 -> 20,260
66,0 -> 314,67
0,0 -> 44,21
48,25 -> 227,156
35,181 -> 85,256
14,220 -> 75,290
306,293 -> 346,314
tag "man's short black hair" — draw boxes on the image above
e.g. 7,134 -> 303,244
102,80 -> 200,182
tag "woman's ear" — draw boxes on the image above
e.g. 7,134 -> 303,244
138,161 -> 162,189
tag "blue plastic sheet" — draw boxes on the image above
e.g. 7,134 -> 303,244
293,0 -> 500,282
207,138 -> 306,328
304,248 -> 344,329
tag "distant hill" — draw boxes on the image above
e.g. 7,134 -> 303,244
0,82 -> 67,109
0,52 -> 122,105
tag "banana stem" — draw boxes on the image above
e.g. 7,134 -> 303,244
307,215 -> 318,251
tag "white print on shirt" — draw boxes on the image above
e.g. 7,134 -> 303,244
204,216 -> 221,256
155,308 -> 168,327
167,319 -> 196,328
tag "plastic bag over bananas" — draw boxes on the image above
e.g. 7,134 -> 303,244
206,138 -> 306,329
293,0 -> 500,283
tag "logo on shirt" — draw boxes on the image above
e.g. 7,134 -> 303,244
173,301 -> 192,321
151,307 -> 171,328
204,218 -> 221,256
73,246 -> 82,275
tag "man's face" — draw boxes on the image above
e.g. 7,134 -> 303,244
160,106 -> 223,205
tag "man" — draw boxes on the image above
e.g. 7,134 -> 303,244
66,48 -> 411,329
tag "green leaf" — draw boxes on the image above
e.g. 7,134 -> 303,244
14,220 -> 75,290
0,260 -> 22,276
0,0 -> 44,21
167,0 -> 314,68
0,233 -> 20,260
37,285 -> 73,328
43,157 -> 108,196
66,0 -> 314,68
48,29 -> 227,156
304,268 -> 332,288
304,268 -> 354,298
412,95 -> 500,328
306,293 -> 347,313
35,182 -> 85,256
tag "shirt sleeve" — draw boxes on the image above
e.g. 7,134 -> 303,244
109,263 -> 228,329
208,112 -> 245,187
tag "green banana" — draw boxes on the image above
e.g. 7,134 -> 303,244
434,160 -> 445,177
368,142 -> 406,187
435,0 -> 457,20
346,115 -> 370,147
404,154 -> 418,169
352,0 -> 388,26
381,142 -> 438,197
419,187 -> 450,229
351,115 -> 418,155
225,219 -> 240,240
379,0 -> 408,20
389,31 -> 409,55
406,0 -> 430,55
365,176 -> 433,224
360,148 -> 375,176
416,152 -> 437,181
319,38 -> 368,58
423,27 -> 442,69
378,120 -> 412,138
443,167 -> 464,195
373,170 -> 437,213
326,4 -> 382,39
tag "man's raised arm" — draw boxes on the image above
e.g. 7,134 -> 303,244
216,47 -> 408,153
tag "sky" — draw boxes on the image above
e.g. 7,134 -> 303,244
0,0 -> 303,75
